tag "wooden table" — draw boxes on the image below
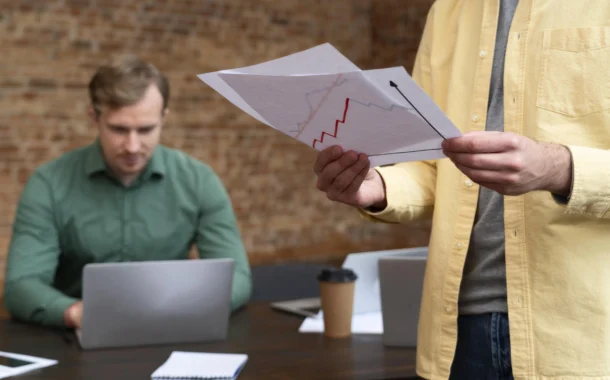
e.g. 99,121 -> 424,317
0,302 -> 418,379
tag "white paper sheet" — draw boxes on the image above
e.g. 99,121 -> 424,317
197,43 -> 461,166
0,351 -> 57,379
197,43 -> 359,126
151,351 -> 248,380
298,311 -> 383,335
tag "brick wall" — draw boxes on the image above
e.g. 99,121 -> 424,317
0,0 -> 435,282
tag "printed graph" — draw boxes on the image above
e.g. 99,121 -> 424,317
215,69 -> 452,165
306,96 -> 442,156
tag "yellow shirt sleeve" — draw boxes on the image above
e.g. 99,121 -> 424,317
562,145 -> 610,218
359,4 -> 438,224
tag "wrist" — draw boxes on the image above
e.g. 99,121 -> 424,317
366,198 -> 388,212
364,169 -> 387,212
542,143 -> 573,196
63,302 -> 79,328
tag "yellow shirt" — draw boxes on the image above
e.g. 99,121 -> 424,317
363,1 -> 610,379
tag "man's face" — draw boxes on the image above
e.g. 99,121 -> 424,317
92,84 -> 167,183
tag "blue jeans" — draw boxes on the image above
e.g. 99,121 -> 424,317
449,313 -> 514,380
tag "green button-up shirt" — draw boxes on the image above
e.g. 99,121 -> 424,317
3,141 -> 252,327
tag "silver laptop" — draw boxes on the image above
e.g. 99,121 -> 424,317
76,258 -> 234,350
343,247 -> 428,315
378,253 -> 427,347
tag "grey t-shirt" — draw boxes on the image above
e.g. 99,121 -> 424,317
458,0 -> 519,315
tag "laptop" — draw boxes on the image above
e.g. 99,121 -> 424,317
342,247 -> 428,315
75,258 -> 234,350
270,247 -> 427,318
378,253 -> 427,347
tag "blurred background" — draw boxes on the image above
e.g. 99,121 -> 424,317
0,0 -> 435,288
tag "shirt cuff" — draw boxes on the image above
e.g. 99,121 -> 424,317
559,145 -> 610,218
359,164 -> 435,223
42,295 -> 79,327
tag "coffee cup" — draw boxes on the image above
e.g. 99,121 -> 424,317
317,267 -> 358,338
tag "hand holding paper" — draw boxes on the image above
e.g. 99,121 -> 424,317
197,43 -> 461,167
313,146 -> 387,209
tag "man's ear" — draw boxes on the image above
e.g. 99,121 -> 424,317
88,106 -> 99,124
161,108 -> 170,126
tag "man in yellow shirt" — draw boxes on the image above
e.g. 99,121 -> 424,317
314,1 -> 610,379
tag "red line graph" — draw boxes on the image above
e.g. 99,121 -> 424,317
312,98 -> 350,148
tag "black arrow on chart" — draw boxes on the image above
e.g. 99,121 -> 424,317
389,80 -> 446,140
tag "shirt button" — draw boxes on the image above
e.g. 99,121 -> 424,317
445,306 -> 452,313
465,179 -> 473,187
472,114 -> 480,122
479,49 -> 488,58
456,242 -> 463,249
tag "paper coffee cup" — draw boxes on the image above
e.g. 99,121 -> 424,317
317,268 -> 358,338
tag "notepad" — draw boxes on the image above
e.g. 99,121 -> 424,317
151,351 -> 248,380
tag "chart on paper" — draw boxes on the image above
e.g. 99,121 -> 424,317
218,70 -> 446,165
198,43 -> 462,166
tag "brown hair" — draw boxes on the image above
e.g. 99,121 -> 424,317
88,54 -> 170,117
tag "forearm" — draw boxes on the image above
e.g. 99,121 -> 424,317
230,267 -> 252,311
3,278 -> 78,327
360,162 -> 437,223
196,169 -> 253,309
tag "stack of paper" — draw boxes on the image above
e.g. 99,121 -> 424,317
298,311 -> 383,334
151,351 -> 248,380
198,43 -> 461,167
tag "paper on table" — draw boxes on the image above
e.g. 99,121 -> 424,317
151,351 -> 248,380
0,351 -> 57,379
197,43 -> 461,166
298,311 -> 383,335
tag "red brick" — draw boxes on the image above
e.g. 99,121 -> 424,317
28,78 -> 58,90
0,0 -> 435,280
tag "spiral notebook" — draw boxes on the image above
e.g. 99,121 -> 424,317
151,351 -> 248,380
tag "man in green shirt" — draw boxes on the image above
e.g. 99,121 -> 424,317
3,55 -> 252,328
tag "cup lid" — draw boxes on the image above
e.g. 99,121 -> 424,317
317,267 -> 358,283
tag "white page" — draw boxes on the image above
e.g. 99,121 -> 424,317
362,66 -> 460,140
151,351 -> 248,379
0,351 -> 57,379
218,70 -> 448,167
196,43 -> 461,166
196,43 -> 360,126
298,311 -> 383,334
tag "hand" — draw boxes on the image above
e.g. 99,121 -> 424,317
314,146 -> 387,209
63,301 -> 83,329
442,131 -> 572,196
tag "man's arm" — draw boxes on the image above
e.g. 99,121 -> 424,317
3,172 -> 78,327
359,5 -> 438,224
194,168 -> 252,311
439,131 -> 610,220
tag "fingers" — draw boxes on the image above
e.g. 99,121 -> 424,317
454,164 -> 520,186
314,146 -> 343,175
326,155 -> 370,200
335,165 -> 370,199
446,152 -> 524,172
316,150 -> 358,191
442,132 -> 521,154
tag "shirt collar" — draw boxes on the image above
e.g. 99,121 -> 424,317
85,139 -> 166,180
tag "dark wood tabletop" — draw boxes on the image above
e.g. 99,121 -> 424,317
0,302 -> 418,379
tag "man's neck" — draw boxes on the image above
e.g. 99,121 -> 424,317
120,174 -> 139,187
